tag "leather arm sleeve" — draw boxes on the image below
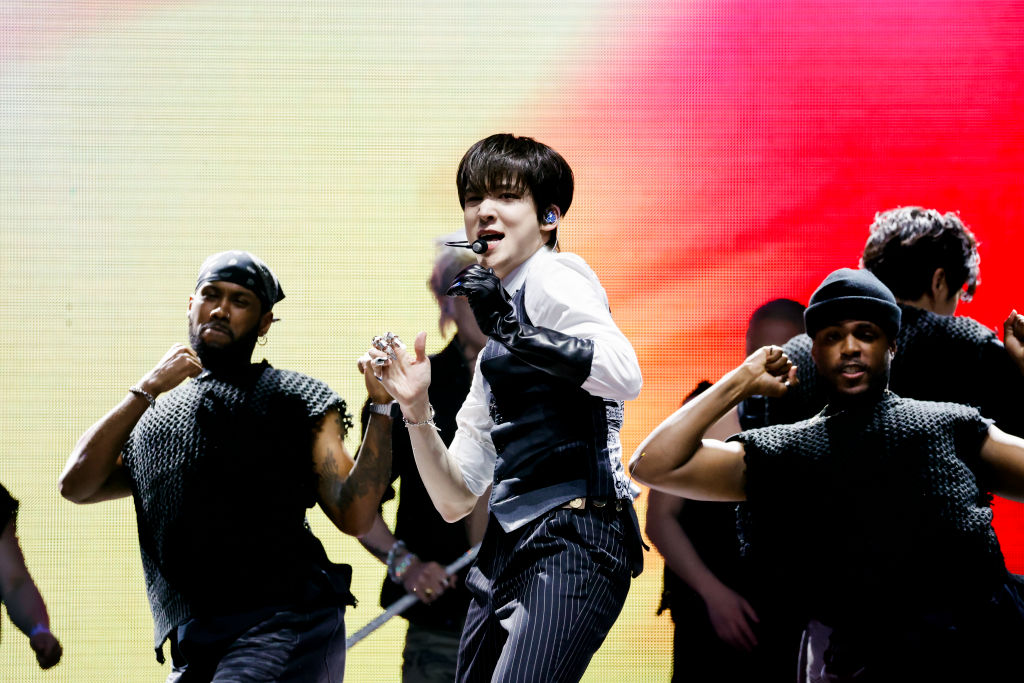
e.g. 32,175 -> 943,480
491,312 -> 594,386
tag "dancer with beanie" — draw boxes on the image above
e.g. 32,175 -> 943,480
632,268 -> 1024,682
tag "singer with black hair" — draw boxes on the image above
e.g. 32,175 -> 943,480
368,133 -> 644,682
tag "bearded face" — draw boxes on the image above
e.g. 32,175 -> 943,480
187,281 -> 269,374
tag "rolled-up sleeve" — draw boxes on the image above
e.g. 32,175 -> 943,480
448,357 -> 498,496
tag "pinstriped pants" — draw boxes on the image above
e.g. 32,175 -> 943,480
456,508 -> 633,683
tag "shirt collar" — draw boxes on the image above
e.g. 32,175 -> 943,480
501,246 -> 552,296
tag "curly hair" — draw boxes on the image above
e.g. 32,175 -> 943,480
860,207 -> 979,303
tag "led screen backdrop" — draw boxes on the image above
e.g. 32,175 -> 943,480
2,1 -> 1023,680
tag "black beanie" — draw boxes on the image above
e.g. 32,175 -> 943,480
804,268 -> 901,341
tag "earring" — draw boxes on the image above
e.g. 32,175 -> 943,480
257,335 -> 268,346
544,210 -> 557,224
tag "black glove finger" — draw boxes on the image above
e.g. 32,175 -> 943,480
445,264 -> 489,298
447,265 -> 503,302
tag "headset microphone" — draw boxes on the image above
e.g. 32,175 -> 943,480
444,239 -> 488,254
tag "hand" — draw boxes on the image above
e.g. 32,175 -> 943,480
30,631 -> 62,669
367,332 -> 432,418
357,353 -> 393,404
445,265 -> 512,336
1003,309 -> 1024,374
137,343 -> 203,396
701,582 -> 759,653
739,345 -> 797,399
402,558 -> 455,605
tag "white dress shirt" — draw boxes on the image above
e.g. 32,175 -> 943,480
448,247 -> 642,497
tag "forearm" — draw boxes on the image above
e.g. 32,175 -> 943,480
332,414 -> 393,536
463,486 -> 490,546
3,576 -> 50,636
981,427 -> 1024,502
647,507 -> 728,599
404,414 -> 479,522
358,514 -> 397,564
59,392 -> 148,503
631,368 -> 750,484
0,529 -> 50,636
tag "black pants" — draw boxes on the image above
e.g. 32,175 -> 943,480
167,606 -> 346,683
456,508 -> 634,683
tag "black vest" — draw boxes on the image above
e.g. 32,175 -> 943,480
480,285 -> 627,532
122,363 -> 352,652
734,395 -> 1006,628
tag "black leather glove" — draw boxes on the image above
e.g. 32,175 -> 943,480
447,265 -> 594,385
445,265 -> 513,336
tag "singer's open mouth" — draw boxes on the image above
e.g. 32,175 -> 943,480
479,233 -> 503,242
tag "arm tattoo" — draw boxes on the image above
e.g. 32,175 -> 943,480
334,415 -> 392,516
319,447 -> 346,505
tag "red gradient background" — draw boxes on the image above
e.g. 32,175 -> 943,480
2,1 -> 1024,678
546,0 -> 1024,570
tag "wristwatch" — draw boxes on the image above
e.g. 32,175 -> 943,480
368,400 -> 399,418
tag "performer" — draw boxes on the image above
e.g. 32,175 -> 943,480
749,207 -> 1024,434
648,298 -> 804,683
60,251 -> 394,682
356,243 -> 488,682
369,134 -> 644,682
0,482 -> 62,669
703,208 -> 1024,674
631,268 -> 1024,681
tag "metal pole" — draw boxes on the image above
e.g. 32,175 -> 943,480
345,543 -> 481,650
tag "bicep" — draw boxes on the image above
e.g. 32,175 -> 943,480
642,440 -> 747,502
529,266 -> 641,398
979,426 -> 1024,502
312,409 -> 356,501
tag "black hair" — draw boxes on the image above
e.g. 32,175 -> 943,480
456,134 -> 574,247
748,298 -> 805,329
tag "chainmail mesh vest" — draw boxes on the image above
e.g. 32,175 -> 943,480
732,394 -> 1006,628
122,362 -> 350,650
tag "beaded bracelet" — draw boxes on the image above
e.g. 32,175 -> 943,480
402,404 -> 438,431
386,540 -> 418,584
392,552 -> 417,583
